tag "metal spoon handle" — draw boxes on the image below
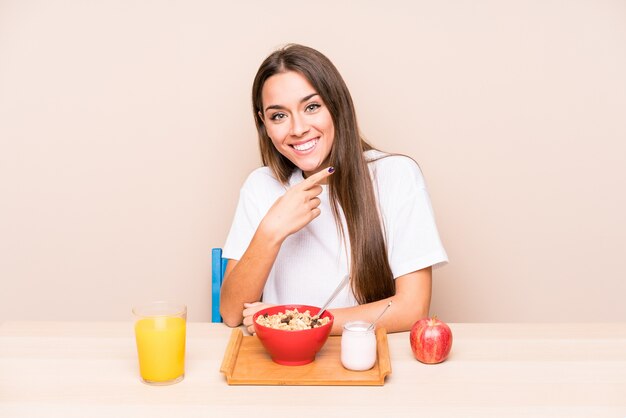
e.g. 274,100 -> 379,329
367,301 -> 392,331
316,274 -> 350,318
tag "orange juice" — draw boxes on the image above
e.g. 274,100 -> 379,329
134,316 -> 186,383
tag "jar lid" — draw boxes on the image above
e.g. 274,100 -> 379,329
343,321 -> 373,332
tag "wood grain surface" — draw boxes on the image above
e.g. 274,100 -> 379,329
220,327 -> 391,385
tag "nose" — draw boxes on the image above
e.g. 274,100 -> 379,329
290,114 -> 310,137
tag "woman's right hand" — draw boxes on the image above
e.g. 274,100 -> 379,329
242,302 -> 274,334
258,167 -> 334,241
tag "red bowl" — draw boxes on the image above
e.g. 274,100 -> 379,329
253,304 -> 334,366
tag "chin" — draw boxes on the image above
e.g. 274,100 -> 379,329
293,159 -> 324,174
301,166 -> 326,177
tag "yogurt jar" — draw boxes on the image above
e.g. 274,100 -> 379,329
340,321 -> 377,371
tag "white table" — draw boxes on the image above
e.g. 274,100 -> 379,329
1,321 -> 625,417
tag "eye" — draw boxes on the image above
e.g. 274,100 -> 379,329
305,103 -> 321,112
269,112 -> 287,121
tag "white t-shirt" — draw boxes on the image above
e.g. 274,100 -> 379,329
223,150 -> 448,308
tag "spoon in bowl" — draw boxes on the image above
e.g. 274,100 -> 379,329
367,301 -> 392,331
312,274 -> 350,323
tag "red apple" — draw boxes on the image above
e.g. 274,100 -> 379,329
410,316 -> 453,364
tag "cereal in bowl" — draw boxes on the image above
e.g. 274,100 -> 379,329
256,308 -> 330,331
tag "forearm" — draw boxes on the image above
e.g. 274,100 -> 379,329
219,229 -> 283,327
328,268 -> 432,335
220,167 -> 333,326
328,296 -> 428,335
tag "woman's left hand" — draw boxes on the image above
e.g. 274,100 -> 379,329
242,302 -> 274,334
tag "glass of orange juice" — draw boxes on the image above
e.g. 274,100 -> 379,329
133,302 -> 187,385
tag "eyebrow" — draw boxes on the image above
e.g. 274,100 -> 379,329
264,93 -> 319,113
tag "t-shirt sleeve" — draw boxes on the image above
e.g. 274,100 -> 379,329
377,157 -> 449,278
222,181 -> 263,261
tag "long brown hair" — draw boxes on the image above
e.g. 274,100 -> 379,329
251,44 -> 395,304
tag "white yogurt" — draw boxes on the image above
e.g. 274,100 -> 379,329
340,321 -> 377,371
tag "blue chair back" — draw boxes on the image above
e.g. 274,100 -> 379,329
211,248 -> 227,323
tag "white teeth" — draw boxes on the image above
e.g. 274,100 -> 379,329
293,139 -> 318,151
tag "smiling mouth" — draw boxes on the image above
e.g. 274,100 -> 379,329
291,138 -> 319,152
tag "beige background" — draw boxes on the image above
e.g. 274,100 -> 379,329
1,0 -> 625,322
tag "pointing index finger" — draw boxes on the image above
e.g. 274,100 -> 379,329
302,166 -> 335,188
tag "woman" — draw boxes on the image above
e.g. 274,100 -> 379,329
220,44 -> 447,335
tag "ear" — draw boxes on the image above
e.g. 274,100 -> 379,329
257,111 -> 265,125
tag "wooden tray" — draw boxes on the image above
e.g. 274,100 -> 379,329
220,327 -> 391,386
